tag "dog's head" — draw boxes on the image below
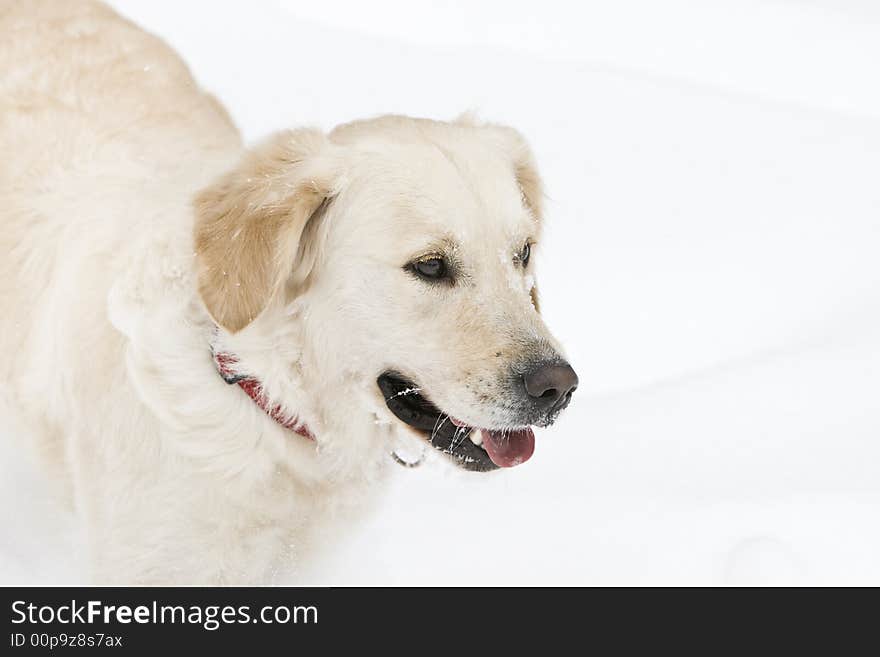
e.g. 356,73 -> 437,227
194,115 -> 577,472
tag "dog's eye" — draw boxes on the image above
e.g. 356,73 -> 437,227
410,257 -> 448,281
518,242 -> 531,268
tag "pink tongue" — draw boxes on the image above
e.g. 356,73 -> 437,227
481,428 -> 535,468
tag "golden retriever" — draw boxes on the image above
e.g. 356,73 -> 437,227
0,0 -> 577,583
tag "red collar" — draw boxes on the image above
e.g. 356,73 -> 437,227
213,350 -> 315,441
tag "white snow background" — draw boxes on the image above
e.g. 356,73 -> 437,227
2,0 -> 879,585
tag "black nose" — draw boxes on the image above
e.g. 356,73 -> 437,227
523,362 -> 578,410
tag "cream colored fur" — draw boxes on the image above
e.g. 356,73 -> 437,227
0,1 -> 567,583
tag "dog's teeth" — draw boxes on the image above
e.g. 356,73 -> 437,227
470,429 -> 483,446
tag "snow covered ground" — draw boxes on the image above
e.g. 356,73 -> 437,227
2,0 -> 879,585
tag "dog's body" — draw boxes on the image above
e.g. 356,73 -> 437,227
1,1 -> 576,583
0,0 -> 333,583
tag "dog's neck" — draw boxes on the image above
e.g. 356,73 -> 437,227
206,310 -> 322,438
212,348 -> 315,441
204,308 -> 405,478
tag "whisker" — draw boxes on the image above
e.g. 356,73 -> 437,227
430,413 -> 449,446
451,425 -> 469,452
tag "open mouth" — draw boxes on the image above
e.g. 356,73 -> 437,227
377,372 -> 535,472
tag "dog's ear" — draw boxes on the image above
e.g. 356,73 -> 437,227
530,286 -> 541,314
457,116 -> 545,313
194,129 -> 337,333
488,124 -> 545,313
455,115 -> 545,221
497,126 -> 544,222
